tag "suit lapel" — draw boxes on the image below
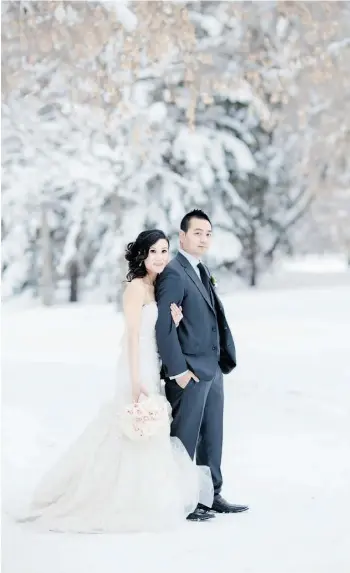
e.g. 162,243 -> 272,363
211,281 -> 224,314
176,252 -> 215,312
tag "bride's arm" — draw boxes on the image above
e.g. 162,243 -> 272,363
123,279 -> 145,399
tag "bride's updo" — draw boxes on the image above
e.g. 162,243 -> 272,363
125,229 -> 169,282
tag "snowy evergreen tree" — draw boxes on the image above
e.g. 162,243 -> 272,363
1,98 -> 151,301
132,79 -> 311,286
2,1 -> 349,300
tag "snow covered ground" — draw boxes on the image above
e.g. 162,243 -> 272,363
2,285 -> 350,573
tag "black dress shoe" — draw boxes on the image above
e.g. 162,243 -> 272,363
211,494 -> 249,514
186,507 -> 215,522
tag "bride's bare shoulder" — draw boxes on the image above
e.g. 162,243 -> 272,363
123,278 -> 145,303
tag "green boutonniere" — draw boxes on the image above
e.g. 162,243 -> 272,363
210,275 -> 217,288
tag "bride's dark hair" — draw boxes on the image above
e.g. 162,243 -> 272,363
125,229 -> 169,282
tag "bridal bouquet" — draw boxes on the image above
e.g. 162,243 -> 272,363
118,395 -> 171,441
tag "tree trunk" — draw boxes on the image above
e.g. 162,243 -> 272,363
41,203 -> 54,306
116,253 -> 127,310
69,260 -> 79,302
28,235 -> 39,297
249,266 -> 257,287
248,227 -> 258,287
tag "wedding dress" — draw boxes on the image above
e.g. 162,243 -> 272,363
18,302 -> 213,533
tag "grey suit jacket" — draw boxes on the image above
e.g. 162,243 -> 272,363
155,252 -> 236,381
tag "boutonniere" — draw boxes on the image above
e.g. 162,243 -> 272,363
210,275 -> 218,288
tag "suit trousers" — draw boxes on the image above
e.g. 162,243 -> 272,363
165,366 -> 224,496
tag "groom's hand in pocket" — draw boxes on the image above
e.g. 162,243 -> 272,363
176,371 -> 199,389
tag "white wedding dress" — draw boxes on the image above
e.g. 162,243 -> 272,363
18,302 -> 213,533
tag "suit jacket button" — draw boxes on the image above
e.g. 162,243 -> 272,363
212,327 -> 216,332
212,345 -> 217,351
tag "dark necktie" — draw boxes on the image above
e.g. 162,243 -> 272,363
197,262 -> 211,295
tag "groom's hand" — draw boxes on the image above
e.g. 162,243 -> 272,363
176,371 -> 199,389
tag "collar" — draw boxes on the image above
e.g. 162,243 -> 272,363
178,248 -> 201,270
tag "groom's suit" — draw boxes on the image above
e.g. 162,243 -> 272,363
155,251 -> 236,495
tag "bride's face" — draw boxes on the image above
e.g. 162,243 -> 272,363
144,239 -> 169,275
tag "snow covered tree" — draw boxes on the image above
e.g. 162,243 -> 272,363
1,97 -> 151,301
226,142 -> 311,286
129,79 -> 311,286
2,1 -> 350,300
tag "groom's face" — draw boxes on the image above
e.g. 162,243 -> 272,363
180,217 -> 212,258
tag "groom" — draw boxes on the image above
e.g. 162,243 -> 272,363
155,209 -> 248,522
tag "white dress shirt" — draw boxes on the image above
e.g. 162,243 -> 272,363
178,248 -> 201,279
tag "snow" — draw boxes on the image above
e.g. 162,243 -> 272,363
147,102 -> 168,126
190,12 -> 224,38
1,15 -> 326,300
2,285 -> 350,573
106,1 -> 138,33
207,226 -> 242,265
220,132 -> 256,173
279,254 -> 349,274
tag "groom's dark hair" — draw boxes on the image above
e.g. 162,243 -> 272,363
180,209 -> 212,233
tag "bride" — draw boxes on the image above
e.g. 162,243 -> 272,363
18,229 -> 213,533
